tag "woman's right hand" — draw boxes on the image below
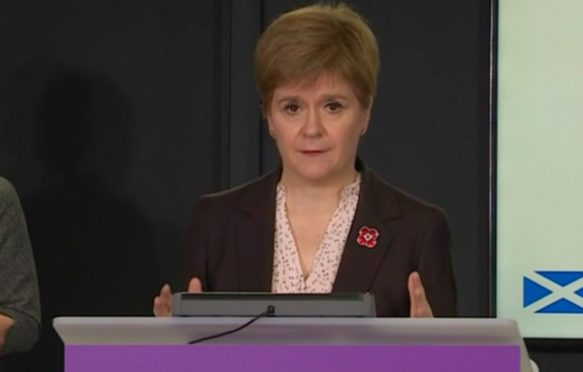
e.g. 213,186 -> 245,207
153,277 -> 202,317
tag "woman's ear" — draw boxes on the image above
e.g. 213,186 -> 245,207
263,108 -> 276,139
262,99 -> 278,139
360,99 -> 374,136
268,123 -> 276,139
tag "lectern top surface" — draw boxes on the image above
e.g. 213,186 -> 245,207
54,316 -> 520,345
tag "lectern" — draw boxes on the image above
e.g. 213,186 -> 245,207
54,317 -> 532,372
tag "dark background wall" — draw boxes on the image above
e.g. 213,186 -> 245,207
0,0 -> 579,371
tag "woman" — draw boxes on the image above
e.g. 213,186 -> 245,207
0,177 -> 41,355
154,3 -> 456,317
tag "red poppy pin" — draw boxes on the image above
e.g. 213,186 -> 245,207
357,226 -> 379,249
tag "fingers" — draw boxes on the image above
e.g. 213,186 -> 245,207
188,277 -> 202,293
153,283 -> 172,317
408,271 -> 433,318
153,277 -> 202,317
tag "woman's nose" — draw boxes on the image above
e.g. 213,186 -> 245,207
302,107 -> 324,137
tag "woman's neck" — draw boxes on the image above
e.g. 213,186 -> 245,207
280,168 -> 358,212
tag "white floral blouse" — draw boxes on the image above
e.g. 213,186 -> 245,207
271,174 -> 361,293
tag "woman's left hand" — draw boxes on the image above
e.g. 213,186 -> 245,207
408,271 -> 433,317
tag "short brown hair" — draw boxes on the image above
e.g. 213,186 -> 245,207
255,3 -> 380,110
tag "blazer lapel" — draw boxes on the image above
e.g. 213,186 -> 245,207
333,165 -> 400,292
233,170 -> 279,292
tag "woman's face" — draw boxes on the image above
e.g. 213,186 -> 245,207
266,73 -> 371,185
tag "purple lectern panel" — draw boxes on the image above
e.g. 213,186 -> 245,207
65,344 -> 519,372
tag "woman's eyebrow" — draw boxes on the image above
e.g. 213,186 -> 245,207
275,96 -> 300,104
320,94 -> 350,101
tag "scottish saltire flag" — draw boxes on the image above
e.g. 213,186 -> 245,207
523,271 -> 583,314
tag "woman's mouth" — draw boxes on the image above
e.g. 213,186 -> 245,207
301,149 -> 326,156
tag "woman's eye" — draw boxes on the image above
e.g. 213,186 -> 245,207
284,103 -> 300,114
326,102 -> 343,113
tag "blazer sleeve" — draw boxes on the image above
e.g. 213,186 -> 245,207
184,196 -> 211,291
418,209 -> 457,316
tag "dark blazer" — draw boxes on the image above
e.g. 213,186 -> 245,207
186,161 -> 457,317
